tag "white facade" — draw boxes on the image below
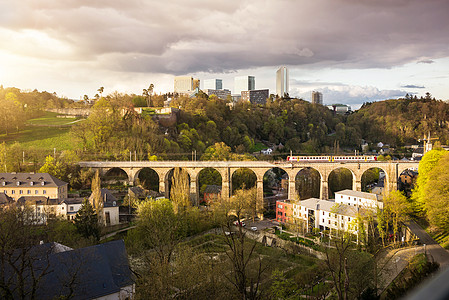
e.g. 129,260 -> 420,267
234,76 -> 255,94
335,190 -> 383,210
174,76 -> 199,94
276,66 -> 289,97
292,198 -> 366,234
203,79 -> 223,90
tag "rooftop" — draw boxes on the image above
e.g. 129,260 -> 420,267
0,173 -> 68,188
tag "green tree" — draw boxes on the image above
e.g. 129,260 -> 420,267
170,167 -> 191,210
74,199 -> 100,241
90,170 -> 103,222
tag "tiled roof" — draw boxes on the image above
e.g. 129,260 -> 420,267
204,185 -> 222,194
0,173 -> 68,188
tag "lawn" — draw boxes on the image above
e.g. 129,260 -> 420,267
0,112 -> 84,150
27,111 -> 81,126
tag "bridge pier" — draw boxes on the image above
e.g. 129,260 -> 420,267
288,177 -> 297,200
354,179 -> 362,192
320,180 -> 329,200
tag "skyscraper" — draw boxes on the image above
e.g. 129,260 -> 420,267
234,76 -> 255,94
203,79 -> 223,90
276,66 -> 289,97
174,76 -> 200,94
311,91 -> 323,105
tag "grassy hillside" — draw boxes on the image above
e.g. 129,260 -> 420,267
0,112 -> 83,150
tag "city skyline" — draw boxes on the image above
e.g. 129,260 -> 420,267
1,1 -> 449,109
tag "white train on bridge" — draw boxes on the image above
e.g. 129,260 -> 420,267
287,155 -> 378,162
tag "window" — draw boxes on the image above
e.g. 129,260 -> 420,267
322,211 -> 325,215
328,220 -> 330,224
334,222 -> 337,226
11,190 -> 14,194
35,190 -> 38,194
27,190 -> 31,194
19,190 -> 23,194
322,219 -> 324,223
43,190 -> 46,194
70,206 -> 74,211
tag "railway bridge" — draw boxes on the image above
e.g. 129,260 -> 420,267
79,160 -> 419,207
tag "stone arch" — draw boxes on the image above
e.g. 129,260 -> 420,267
295,167 -> 322,200
262,167 -> 288,210
231,167 -> 257,194
135,167 -> 160,192
165,167 -> 191,201
360,167 -> 386,193
197,167 -> 223,204
327,167 -> 355,199
103,167 -> 130,186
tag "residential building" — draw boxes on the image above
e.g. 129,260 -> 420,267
276,200 -> 294,224
234,76 -> 255,94
276,66 -> 289,97
311,91 -> 323,105
241,89 -> 269,105
204,89 -> 231,100
174,76 -> 200,94
292,198 -> 364,234
335,189 -> 383,210
59,198 -> 84,221
2,240 -> 135,299
203,79 -> 223,90
0,173 -> 68,201
16,196 -> 60,224
203,185 -> 222,204
89,188 -> 120,226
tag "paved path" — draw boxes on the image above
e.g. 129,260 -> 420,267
405,220 -> 449,269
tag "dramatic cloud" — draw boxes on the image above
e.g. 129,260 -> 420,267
401,85 -> 425,89
1,0 -> 449,75
1,0 -> 448,104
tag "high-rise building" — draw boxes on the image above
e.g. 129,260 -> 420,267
204,89 -> 231,100
234,76 -> 255,94
203,79 -> 223,90
174,76 -> 200,94
312,91 -> 323,105
241,89 -> 269,105
276,66 -> 289,97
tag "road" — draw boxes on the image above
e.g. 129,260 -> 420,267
405,220 -> 449,269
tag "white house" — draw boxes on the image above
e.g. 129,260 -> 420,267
335,189 -> 383,210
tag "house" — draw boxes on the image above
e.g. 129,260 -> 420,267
292,198 -> 371,234
89,189 -> 120,226
0,173 -> 68,201
203,185 -> 222,204
16,196 -> 60,224
59,198 -> 85,221
261,148 -> 273,155
334,189 -> 383,210
2,240 -> 135,299
276,200 -> 294,224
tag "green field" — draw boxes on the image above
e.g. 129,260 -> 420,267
0,112 -> 83,150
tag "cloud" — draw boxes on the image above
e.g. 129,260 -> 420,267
418,59 -> 435,64
291,84 -> 407,109
1,0 -> 449,75
401,84 -> 425,89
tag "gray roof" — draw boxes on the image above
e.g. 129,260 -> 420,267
3,240 -> 134,299
61,198 -> 85,205
0,193 -> 14,205
204,185 -> 222,194
335,189 -> 380,201
0,173 -> 68,188
16,196 -> 58,205
300,198 -> 336,211
89,189 -> 118,208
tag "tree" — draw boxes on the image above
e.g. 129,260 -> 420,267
324,232 -> 376,300
74,199 -> 100,241
97,87 -> 104,98
0,205 -> 52,299
90,170 -> 103,223
420,153 -> 449,231
412,149 -> 447,215
170,167 -> 191,210
383,190 -> 410,243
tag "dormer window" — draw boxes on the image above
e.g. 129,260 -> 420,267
16,181 -> 20,186
30,182 -> 34,186
1,182 -> 4,186
41,182 -> 45,186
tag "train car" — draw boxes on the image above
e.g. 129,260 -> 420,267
287,155 -> 377,162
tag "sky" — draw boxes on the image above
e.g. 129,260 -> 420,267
1,0 -> 448,109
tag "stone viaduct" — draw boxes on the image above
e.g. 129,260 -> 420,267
79,160 -> 419,207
